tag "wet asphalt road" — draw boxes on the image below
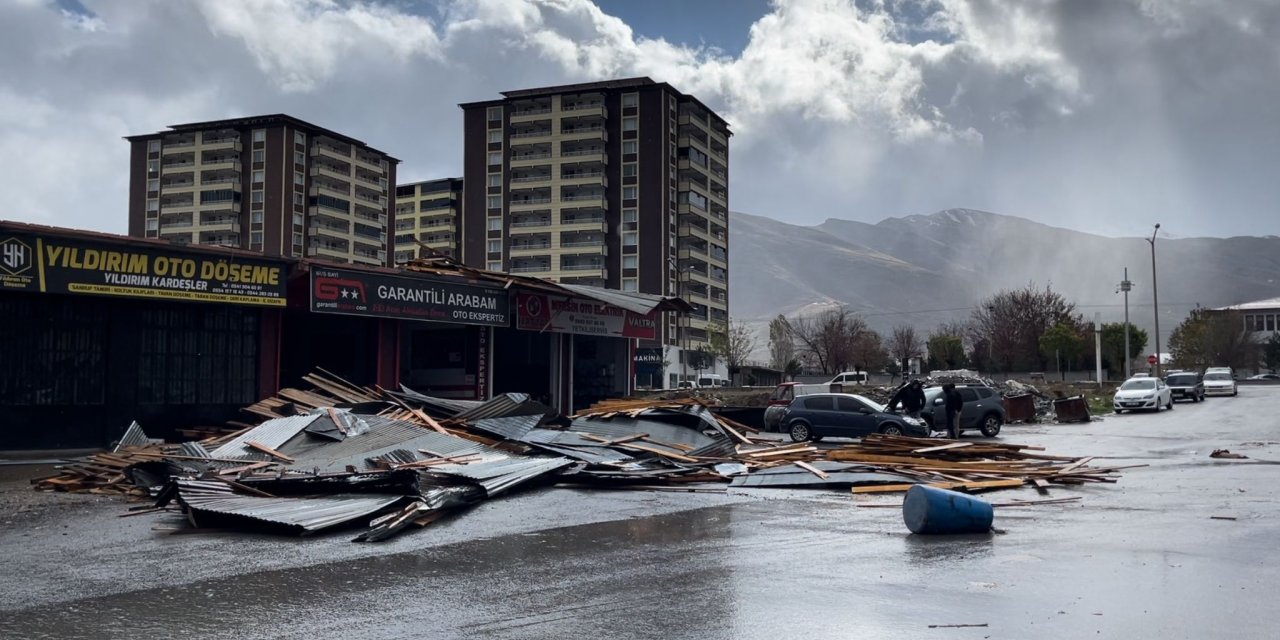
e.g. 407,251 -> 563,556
1,387 -> 1278,639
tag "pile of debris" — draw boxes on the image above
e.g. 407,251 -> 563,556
33,371 -> 1132,542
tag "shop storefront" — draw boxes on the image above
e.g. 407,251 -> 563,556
0,223 -> 289,449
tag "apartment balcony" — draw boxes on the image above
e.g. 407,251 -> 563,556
198,217 -> 241,234
198,179 -> 241,192
510,106 -> 552,121
557,217 -> 607,233
559,126 -> 607,142
560,149 -> 606,163
198,233 -> 241,248
680,285 -> 709,302
159,217 -> 194,231
510,152 -> 552,166
311,164 -> 352,183
159,231 -> 194,244
161,138 -> 195,152
353,206 -> 387,226
309,204 -> 351,222
161,180 -> 196,194
196,199 -> 240,213
678,245 -> 710,261
511,174 -> 552,185
707,249 -> 729,267
313,141 -> 353,163
559,240 -> 607,256
560,103 -> 606,118
354,154 -> 384,173
510,262 -> 552,274
353,191 -> 385,208
420,234 -> 455,247
558,262 -> 607,277
677,134 -> 711,156
161,161 -> 197,175
677,222 -> 716,244
420,219 -> 456,232
309,221 -> 351,240
510,128 -> 553,141
559,171 -> 606,186
353,173 -> 386,191
510,197 -> 553,211
560,193 -> 606,208
510,218 -> 553,234
420,198 -> 457,212
200,156 -> 241,172
200,138 -> 242,153
309,244 -> 350,260
510,242 -> 552,256
394,207 -> 417,218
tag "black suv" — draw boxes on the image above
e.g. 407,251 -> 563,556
1164,371 -> 1205,403
920,384 -> 1006,437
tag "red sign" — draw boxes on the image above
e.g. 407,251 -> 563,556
1147,354 -> 1158,365
516,293 -> 657,340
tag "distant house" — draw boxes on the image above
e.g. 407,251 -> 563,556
1210,297 -> 1280,336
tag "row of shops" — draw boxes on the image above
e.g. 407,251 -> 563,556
0,222 -> 687,450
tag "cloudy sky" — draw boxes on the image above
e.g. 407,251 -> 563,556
3,0 -> 1278,238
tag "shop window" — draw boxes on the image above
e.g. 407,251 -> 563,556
0,296 -> 107,406
136,306 -> 259,405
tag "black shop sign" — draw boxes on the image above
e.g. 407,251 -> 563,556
635,347 -> 664,375
310,266 -> 509,327
0,232 -> 287,306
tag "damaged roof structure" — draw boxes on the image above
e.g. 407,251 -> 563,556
34,370 -> 1134,542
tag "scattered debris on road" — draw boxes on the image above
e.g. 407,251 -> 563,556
30,370 -> 1130,542
1211,449 -> 1248,459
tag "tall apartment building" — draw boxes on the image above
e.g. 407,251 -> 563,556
459,78 -> 730,383
392,178 -> 463,264
126,114 -> 398,267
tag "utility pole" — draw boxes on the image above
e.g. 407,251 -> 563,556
1094,312 -> 1103,384
1119,268 -> 1133,379
1147,224 -> 1162,378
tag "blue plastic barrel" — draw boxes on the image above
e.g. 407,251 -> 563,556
902,485 -> 994,534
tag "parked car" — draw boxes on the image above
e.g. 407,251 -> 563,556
762,382 -> 829,432
920,384 -> 1007,437
780,393 -> 929,442
1164,372 -> 1205,403
1113,377 -> 1173,412
1247,373 -> 1280,381
1203,370 -> 1238,397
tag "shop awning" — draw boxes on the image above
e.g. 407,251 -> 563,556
556,283 -> 693,315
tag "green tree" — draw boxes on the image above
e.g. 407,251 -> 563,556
1040,321 -> 1083,381
1168,309 -> 1258,371
1264,333 -> 1280,373
1100,322 -> 1148,377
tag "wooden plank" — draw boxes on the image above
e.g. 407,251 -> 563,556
850,478 -> 1026,494
912,442 -> 974,454
245,441 -> 295,463
794,461 -> 830,480
1050,456 -> 1095,476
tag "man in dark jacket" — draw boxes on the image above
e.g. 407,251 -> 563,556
942,383 -> 964,439
887,379 -> 926,418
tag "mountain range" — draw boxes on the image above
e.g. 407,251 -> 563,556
726,209 -> 1280,359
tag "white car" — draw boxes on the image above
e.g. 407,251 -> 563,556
1203,371 -> 1238,397
1114,377 -> 1173,413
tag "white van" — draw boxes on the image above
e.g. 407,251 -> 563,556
826,371 -> 868,386
697,374 -> 728,388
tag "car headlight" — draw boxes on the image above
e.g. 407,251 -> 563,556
903,417 -> 923,426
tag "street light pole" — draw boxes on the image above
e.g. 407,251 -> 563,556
1118,267 -> 1133,379
1146,224 -> 1162,378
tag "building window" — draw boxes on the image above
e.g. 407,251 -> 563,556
487,261 -> 502,271
252,170 -> 264,184
623,232 -> 638,246
622,141 -> 637,154
252,129 -> 265,143
147,179 -> 159,192
623,209 -> 637,223
147,160 -> 159,174
250,231 -> 263,245
622,93 -> 638,108
623,117 -> 638,131
622,186 -> 637,200
293,232 -> 303,246
487,239 -> 502,253
251,191 -> 264,204
488,130 -> 502,144
623,163 -> 637,177
251,211 -> 264,223
623,255 -> 637,269
487,218 -> 503,231
146,199 -> 159,211
294,171 -> 304,185
293,193 -> 304,206
147,140 -> 160,153
145,219 -> 159,231
487,106 -> 502,120
487,152 -> 502,165
487,195 -> 502,209
622,278 -> 638,292
293,212 -> 303,226
294,131 -> 306,144
488,174 -> 502,187
294,151 -> 305,165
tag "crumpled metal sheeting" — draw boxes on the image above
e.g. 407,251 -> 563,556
567,416 -> 722,456
280,418 -> 511,474
687,438 -> 739,459
429,457 -> 573,497
209,414 -> 321,459
394,386 -> 483,416
113,422 -> 149,452
354,484 -> 485,543
454,393 -> 558,423
372,449 -> 419,466
469,414 -> 545,441
729,464 -> 913,488
177,486 -> 408,534
178,441 -> 211,459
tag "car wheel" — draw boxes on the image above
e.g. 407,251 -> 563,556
1166,398 -> 1173,410
878,424 -> 903,436
788,422 -> 811,443
1115,409 -> 1124,414
979,414 -> 1002,437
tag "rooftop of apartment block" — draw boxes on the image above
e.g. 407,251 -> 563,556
124,113 -> 399,161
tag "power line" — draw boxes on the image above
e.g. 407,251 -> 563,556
854,301 -> 1207,318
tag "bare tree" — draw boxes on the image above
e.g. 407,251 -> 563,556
709,320 -> 757,376
768,314 -> 795,370
968,284 -> 1082,372
785,308 -> 877,374
888,325 -> 923,376
1169,309 -> 1258,371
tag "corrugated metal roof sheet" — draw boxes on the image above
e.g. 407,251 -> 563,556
210,414 -> 321,459
280,417 -> 511,473
178,441 -> 211,459
567,417 -> 719,455
113,422 -> 149,452
430,457 -> 572,496
455,393 -> 558,422
470,414 -> 544,440
181,492 -> 407,533
730,465 -> 912,488
394,386 -> 484,416
524,442 -> 634,465
557,283 -> 691,314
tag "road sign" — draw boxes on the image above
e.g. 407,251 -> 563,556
1147,354 -> 1158,365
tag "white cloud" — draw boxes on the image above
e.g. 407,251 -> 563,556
0,0 -> 1276,239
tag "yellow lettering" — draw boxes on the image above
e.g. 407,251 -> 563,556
127,253 -> 147,274
180,259 -> 195,278
200,261 -> 214,280
46,245 -> 63,267
104,252 -> 121,272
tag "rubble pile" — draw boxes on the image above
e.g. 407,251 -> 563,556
33,371 -> 1130,542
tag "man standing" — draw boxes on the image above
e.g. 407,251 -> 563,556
942,383 -> 964,439
888,379 -> 926,419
